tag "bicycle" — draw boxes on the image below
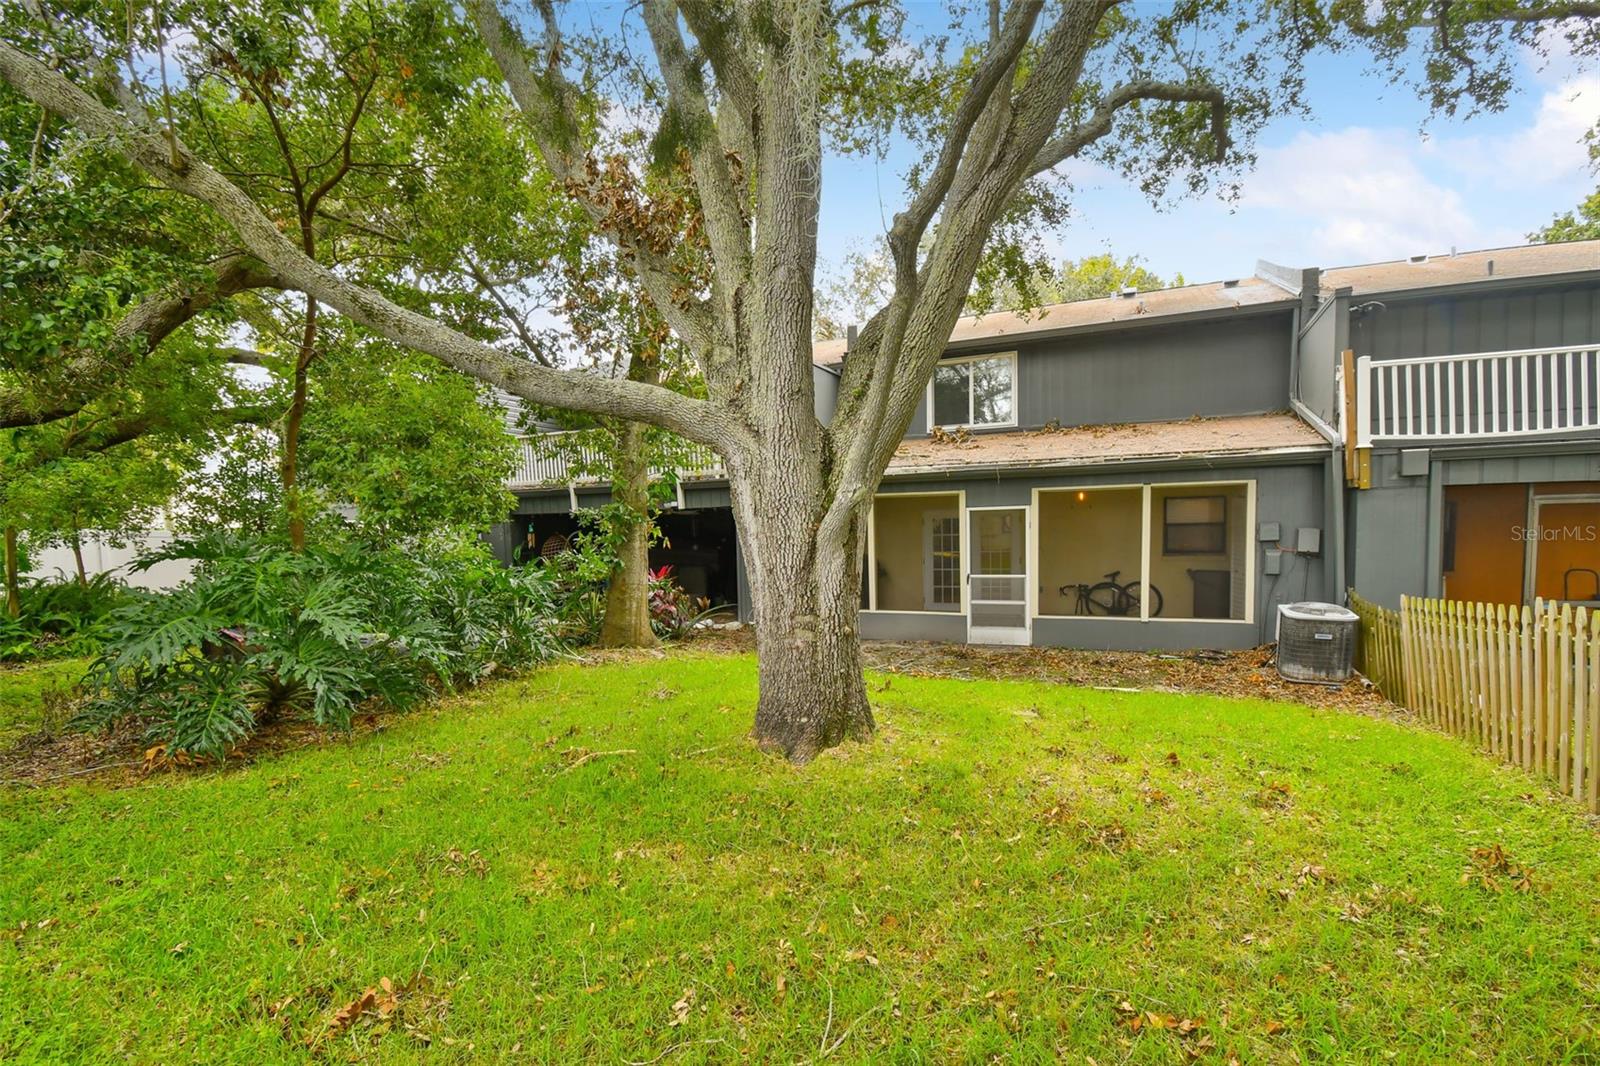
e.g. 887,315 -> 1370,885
1060,570 -> 1164,617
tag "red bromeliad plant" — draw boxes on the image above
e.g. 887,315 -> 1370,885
647,566 -> 708,640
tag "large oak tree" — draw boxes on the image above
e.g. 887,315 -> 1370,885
2,0 -> 1592,759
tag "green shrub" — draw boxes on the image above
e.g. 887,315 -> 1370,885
75,535 -> 565,758
531,530 -> 618,644
0,574 -> 141,662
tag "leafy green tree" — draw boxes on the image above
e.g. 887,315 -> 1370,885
973,253 -> 1178,314
172,426 -> 286,540
1,4 -> 538,570
1534,189 -> 1600,243
822,244 -> 1176,332
526,193 -> 707,648
0,73 -> 284,609
4,0 -> 1593,759
174,343 -> 518,547
2,442 -> 179,586
300,337 -> 518,544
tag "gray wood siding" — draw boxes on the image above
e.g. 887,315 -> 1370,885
1296,296 -> 1343,430
1356,280 -> 1600,361
1017,314 -> 1292,429
909,310 -> 1294,438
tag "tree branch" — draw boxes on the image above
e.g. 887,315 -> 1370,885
464,0 -> 722,366
0,253 -> 288,430
640,0 -> 753,290
465,260 -> 558,368
304,67 -> 380,221
0,41 -> 738,451
677,0 -> 758,157
1031,78 -> 1231,176
887,0 -> 1044,256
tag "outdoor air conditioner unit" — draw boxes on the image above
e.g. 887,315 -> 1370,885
1276,602 -> 1359,684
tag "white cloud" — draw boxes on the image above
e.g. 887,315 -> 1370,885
1429,76 -> 1600,186
1235,127 -> 1515,265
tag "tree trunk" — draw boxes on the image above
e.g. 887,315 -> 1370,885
597,420 -> 658,649
69,525 -> 88,588
732,463 -> 875,763
3,526 -> 20,618
281,295 -> 315,551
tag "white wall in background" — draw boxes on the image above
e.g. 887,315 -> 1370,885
25,529 -> 193,591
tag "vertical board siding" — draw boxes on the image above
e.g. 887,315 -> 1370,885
1013,314 -> 1292,431
1351,590 -> 1600,813
1364,282 -> 1600,361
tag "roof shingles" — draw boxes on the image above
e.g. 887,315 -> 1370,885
886,412 -> 1325,477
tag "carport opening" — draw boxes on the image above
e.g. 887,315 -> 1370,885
511,507 -> 741,615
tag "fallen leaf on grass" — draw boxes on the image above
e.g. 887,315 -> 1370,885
668,987 -> 695,1027
1038,800 -> 1073,827
1463,843 -> 1536,893
312,972 -> 446,1047
328,988 -> 379,1039
1087,821 -> 1128,851
1296,863 -> 1332,885
439,847 -> 489,879
1254,781 -> 1293,809
1140,785 -> 1171,807
1115,1001 -> 1205,1042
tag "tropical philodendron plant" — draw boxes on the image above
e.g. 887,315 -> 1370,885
76,535 -> 565,758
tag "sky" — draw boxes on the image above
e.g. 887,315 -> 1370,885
814,31 -> 1600,288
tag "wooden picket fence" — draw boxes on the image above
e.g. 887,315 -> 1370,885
1348,590 -> 1600,813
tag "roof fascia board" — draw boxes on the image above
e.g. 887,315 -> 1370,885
940,298 -> 1296,355
1343,267 -> 1600,304
1374,436 -> 1600,462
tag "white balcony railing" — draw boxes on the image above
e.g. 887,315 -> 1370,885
1356,344 -> 1600,446
509,432 -> 726,488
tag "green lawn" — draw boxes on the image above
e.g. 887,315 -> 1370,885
2,651 -> 1598,1063
0,658 -> 88,747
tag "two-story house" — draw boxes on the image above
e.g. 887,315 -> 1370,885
495,238 -> 1600,650
1305,241 -> 1600,610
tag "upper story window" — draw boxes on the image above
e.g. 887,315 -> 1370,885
929,352 -> 1017,429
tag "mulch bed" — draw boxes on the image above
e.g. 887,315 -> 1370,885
680,626 -> 1396,716
856,640 -> 1398,716
0,707 -> 399,791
